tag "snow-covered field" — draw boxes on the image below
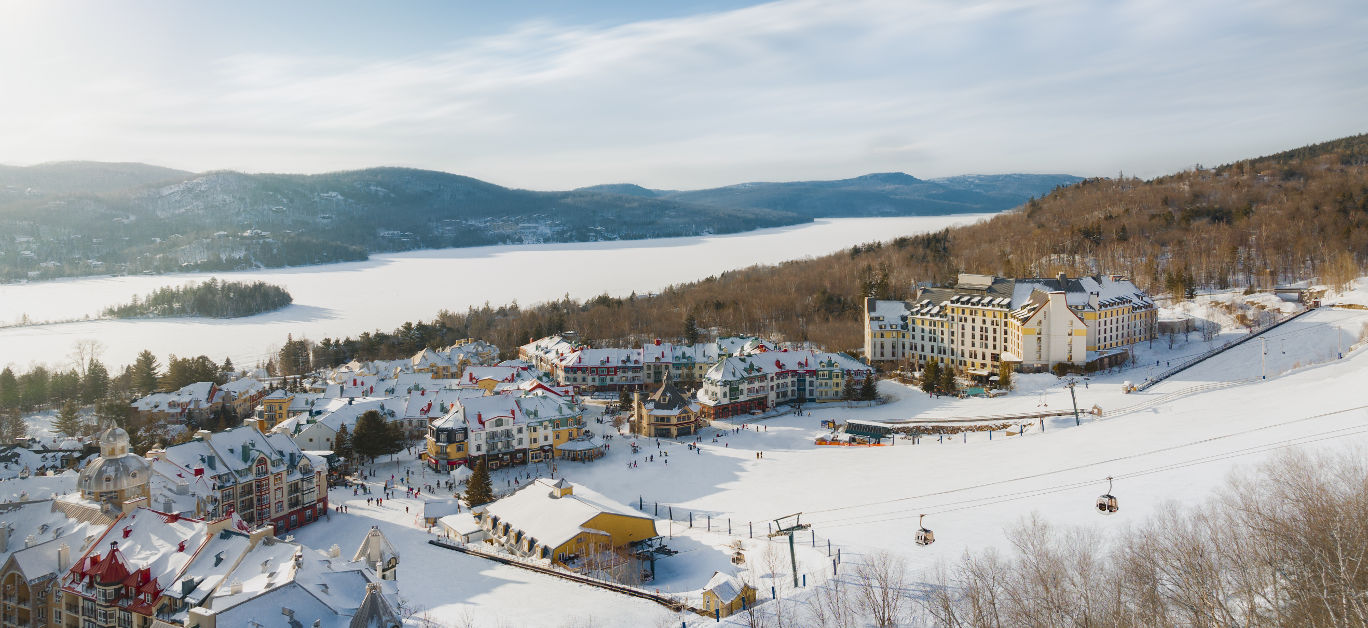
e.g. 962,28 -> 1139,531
267,302 -> 1368,626
0,215 -> 991,370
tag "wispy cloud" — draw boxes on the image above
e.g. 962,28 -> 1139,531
0,0 -> 1364,188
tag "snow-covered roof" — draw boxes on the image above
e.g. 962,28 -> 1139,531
422,500 -> 462,519
437,512 -> 482,536
273,397 -> 390,437
704,571 -> 745,601
482,479 -> 653,550
0,499 -> 93,573
705,350 -> 872,383
131,382 -> 222,412
160,426 -> 317,487
1012,275 -> 1153,311
205,535 -> 395,628
218,377 -> 264,397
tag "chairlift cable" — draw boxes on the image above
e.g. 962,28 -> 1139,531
809,421 -> 1368,530
778,403 -> 1368,522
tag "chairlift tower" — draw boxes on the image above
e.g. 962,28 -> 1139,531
768,512 -> 811,588
1063,377 -> 1085,426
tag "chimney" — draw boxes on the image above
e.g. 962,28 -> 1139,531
24,535 -> 35,548
1056,271 -> 1067,282
58,543 -> 71,570
229,580 -> 242,595
0,524 -> 8,553
328,544 -> 341,558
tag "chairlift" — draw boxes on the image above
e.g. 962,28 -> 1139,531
915,514 -> 935,546
1095,476 -> 1119,515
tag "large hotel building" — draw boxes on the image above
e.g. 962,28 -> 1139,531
864,273 -> 1158,375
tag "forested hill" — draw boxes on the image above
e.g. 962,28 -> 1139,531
0,163 -> 1077,283
657,173 -> 1083,217
296,133 -> 1368,365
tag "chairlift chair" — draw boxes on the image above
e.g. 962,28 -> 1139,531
1096,476 -> 1119,515
915,514 -> 935,546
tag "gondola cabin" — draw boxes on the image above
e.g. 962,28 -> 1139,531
915,514 -> 935,546
1096,494 -> 1118,514
1096,477 -> 1118,514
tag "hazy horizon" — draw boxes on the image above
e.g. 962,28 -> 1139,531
1,0 -> 1364,190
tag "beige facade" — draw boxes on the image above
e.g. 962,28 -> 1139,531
865,273 -> 1158,373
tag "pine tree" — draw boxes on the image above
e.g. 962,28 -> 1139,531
82,359 -> 110,404
859,375 -> 878,401
939,364 -> 959,395
921,360 -> 940,394
131,350 -> 160,395
683,313 -> 700,346
997,367 -> 1013,391
54,400 -> 84,437
352,410 -> 402,461
0,410 -> 26,444
0,368 -> 17,409
464,461 -> 495,507
333,424 -> 354,466
221,356 -> 235,375
618,388 -> 632,412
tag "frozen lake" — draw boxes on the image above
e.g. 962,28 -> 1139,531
0,214 -> 993,370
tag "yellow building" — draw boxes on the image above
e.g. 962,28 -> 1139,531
701,571 -> 757,618
257,390 -> 294,430
479,479 -> 659,574
865,273 -> 1157,374
630,382 -> 704,438
424,393 -> 585,471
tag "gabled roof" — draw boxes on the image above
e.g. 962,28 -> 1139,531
645,382 -> 693,412
704,571 -> 746,601
482,479 -> 654,550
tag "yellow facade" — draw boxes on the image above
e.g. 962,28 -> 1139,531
703,583 -> 758,618
261,394 -> 293,426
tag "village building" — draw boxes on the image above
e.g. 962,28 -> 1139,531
864,273 -> 1158,374
696,350 -> 874,419
630,382 -> 705,438
410,348 -> 458,379
424,393 -> 585,471
217,377 -> 267,419
149,427 -> 328,534
521,335 -> 765,393
186,531 -> 400,628
60,507 -> 266,628
477,479 -> 659,578
701,571 -> 757,618
271,397 -> 392,452
76,423 -> 151,515
130,382 -> 224,423
0,499 -> 104,628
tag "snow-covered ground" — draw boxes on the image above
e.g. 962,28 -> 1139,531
260,299 -> 1368,626
5,284 -> 1366,626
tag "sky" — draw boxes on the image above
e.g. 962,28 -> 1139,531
0,0 -> 1365,190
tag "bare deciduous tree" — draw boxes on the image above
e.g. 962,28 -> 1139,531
855,550 -> 909,627
925,449 -> 1368,627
